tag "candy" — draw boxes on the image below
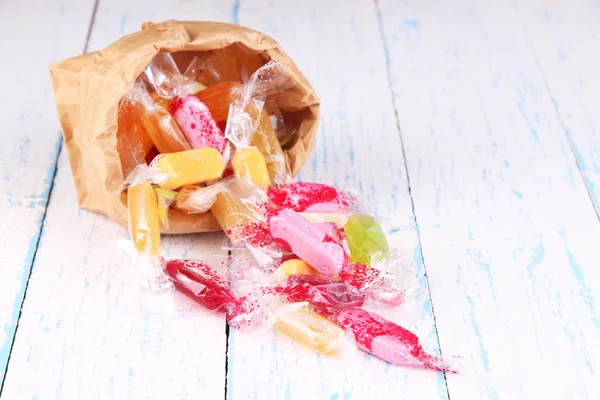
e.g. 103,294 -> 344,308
210,178 -> 268,243
273,302 -> 345,354
231,147 -> 271,190
153,147 -> 225,190
170,95 -> 229,156
127,182 -> 161,256
130,85 -> 192,154
248,105 -> 289,186
116,97 -> 154,176
284,275 -> 364,313
268,208 -> 346,275
164,259 -> 233,311
344,214 -> 389,265
278,259 -> 321,279
268,182 -> 356,213
336,308 -> 452,371
194,81 -> 243,122
299,212 -> 349,228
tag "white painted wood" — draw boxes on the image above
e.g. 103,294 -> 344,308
1,0 -> 235,398
226,1 -> 447,399
378,0 -> 600,398
0,0 -> 96,384
520,0 -> 600,215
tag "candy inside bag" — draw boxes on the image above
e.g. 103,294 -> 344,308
223,61 -> 296,187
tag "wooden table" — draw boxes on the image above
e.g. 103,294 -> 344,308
1,0 -> 599,398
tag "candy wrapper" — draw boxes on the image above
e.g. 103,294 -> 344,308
49,20 -> 320,233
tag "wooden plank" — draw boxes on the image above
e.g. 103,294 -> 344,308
378,0 -> 600,398
0,0 -> 96,386
520,0 -> 600,215
227,1 -> 447,399
1,0 -> 235,398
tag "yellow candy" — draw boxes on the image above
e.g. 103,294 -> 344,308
128,183 -> 161,256
299,212 -> 349,228
154,148 -> 225,190
274,302 -> 344,355
279,259 -> 320,279
210,178 -> 263,239
232,147 -> 271,190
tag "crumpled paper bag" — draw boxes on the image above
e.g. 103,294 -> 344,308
49,20 -> 320,234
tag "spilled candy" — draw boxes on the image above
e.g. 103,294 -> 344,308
344,214 -> 390,265
336,308 -> 455,372
269,208 -> 346,276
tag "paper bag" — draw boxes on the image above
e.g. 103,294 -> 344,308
49,20 -> 320,234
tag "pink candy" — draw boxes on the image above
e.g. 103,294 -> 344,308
336,308 -> 453,372
171,95 -> 228,155
268,209 -> 346,275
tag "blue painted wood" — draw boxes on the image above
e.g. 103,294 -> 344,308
0,0 -> 97,387
226,1 -> 446,399
521,0 -> 600,217
378,0 -> 600,398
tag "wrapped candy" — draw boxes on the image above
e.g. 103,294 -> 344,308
151,147 -> 225,190
194,81 -> 243,122
127,82 -> 192,154
116,97 -> 154,176
128,182 -> 161,257
183,46 -> 264,87
283,274 -> 364,314
277,258 -> 321,280
224,61 -> 293,187
269,208 -> 346,276
336,308 -> 454,372
210,177 -> 272,246
273,302 -> 345,355
268,182 -> 358,213
164,259 -> 234,311
231,147 -> 271,190
170,95 -> 229,157
344,214 -> 390,265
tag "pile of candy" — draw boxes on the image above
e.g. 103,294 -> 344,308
119,52 -> 455,372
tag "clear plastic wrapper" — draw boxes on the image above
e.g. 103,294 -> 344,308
154,188 -> 177,228
150,147 -> 225,190
224,61 -> 295,187
116,96 -> 154,176
115,52 -> 457,371
264,99 -> 295,148
335,308 -> 456,372
173,185 -> 220,214
126,81 -> 192,154
267,181 -> 360,214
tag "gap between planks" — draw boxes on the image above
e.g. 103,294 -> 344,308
522,26 -> 600,224
373,0 -> 451,397
0,0 -> 101,395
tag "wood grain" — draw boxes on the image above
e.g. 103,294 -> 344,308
0,0 -> 97,386
1,0 -> 235,398
226,1 -> 447,399
378,0 -> 600,398
521,0 -> 600,216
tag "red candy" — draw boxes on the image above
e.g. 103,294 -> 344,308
284,274 -> 364,313
165,259 -> 234,311
267,182 -> 356,213
336,308 -> 454,372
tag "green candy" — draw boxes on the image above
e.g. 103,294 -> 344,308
344,214 -> 390,265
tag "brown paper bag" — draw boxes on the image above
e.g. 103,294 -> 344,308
49,20 -> 320,234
